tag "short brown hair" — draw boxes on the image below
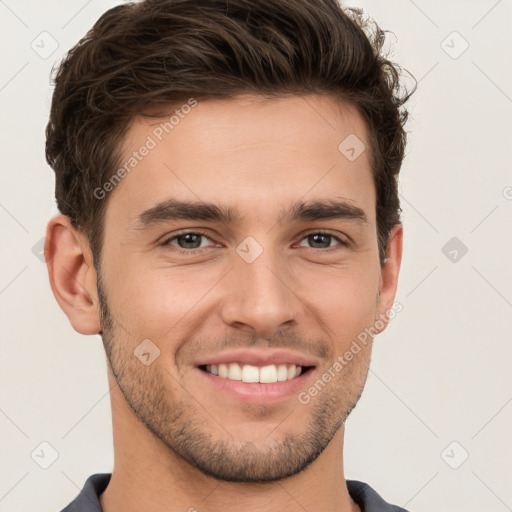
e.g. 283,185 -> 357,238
45,0 -> 415,267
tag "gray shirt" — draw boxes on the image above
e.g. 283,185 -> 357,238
59,473 -> 410,511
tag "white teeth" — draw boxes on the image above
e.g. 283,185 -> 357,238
276,364 -> 288,381
227,362 -> 242,380
218,363 -> 228,378
260,365 -> 277,383
204,363 -> 304,383
241,364 -> 260,383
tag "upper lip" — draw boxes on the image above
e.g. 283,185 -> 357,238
194,349 -> 319,368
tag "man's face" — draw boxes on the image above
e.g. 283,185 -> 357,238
96,94 -> 396,482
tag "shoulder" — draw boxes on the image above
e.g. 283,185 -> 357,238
347,480 -> 410,512
59,473 -> 111,512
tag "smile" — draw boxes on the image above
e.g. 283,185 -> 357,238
201,363 -> 308,383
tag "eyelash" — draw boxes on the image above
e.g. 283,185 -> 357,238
162,229 -> 349,254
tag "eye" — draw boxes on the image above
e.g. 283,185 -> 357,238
297,231 -> 349,250
162,229 -> 349,254
163,230 -> 215,252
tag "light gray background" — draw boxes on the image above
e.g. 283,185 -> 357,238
1,1 -> 511,511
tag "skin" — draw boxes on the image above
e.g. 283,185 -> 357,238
46,94 -> 402,512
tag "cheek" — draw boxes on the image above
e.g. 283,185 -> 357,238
108,264 -> 222,338
105,248 -> 380,343
297,264 -> 380,335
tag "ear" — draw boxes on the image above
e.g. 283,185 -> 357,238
375,223 -> 403,334
45,214 -> 101,335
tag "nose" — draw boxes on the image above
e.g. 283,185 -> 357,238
219,242 -> 303,338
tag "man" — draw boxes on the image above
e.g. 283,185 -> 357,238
44,0 -> 415,510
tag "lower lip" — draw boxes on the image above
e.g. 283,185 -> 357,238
195,367 -> 315,404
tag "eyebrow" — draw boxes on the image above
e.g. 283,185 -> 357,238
135,197 -> 369,229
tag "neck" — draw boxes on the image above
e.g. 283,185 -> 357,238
100,374 -> 359,512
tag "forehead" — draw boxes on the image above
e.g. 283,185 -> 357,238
105,94 -> 376,229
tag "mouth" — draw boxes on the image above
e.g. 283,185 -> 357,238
193,350 -> 318,404
198,363 -> 315,383
194,349 -> 320,404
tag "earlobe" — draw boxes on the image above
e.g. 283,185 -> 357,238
45,214 -> 101,335
375,223 -> 403,333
